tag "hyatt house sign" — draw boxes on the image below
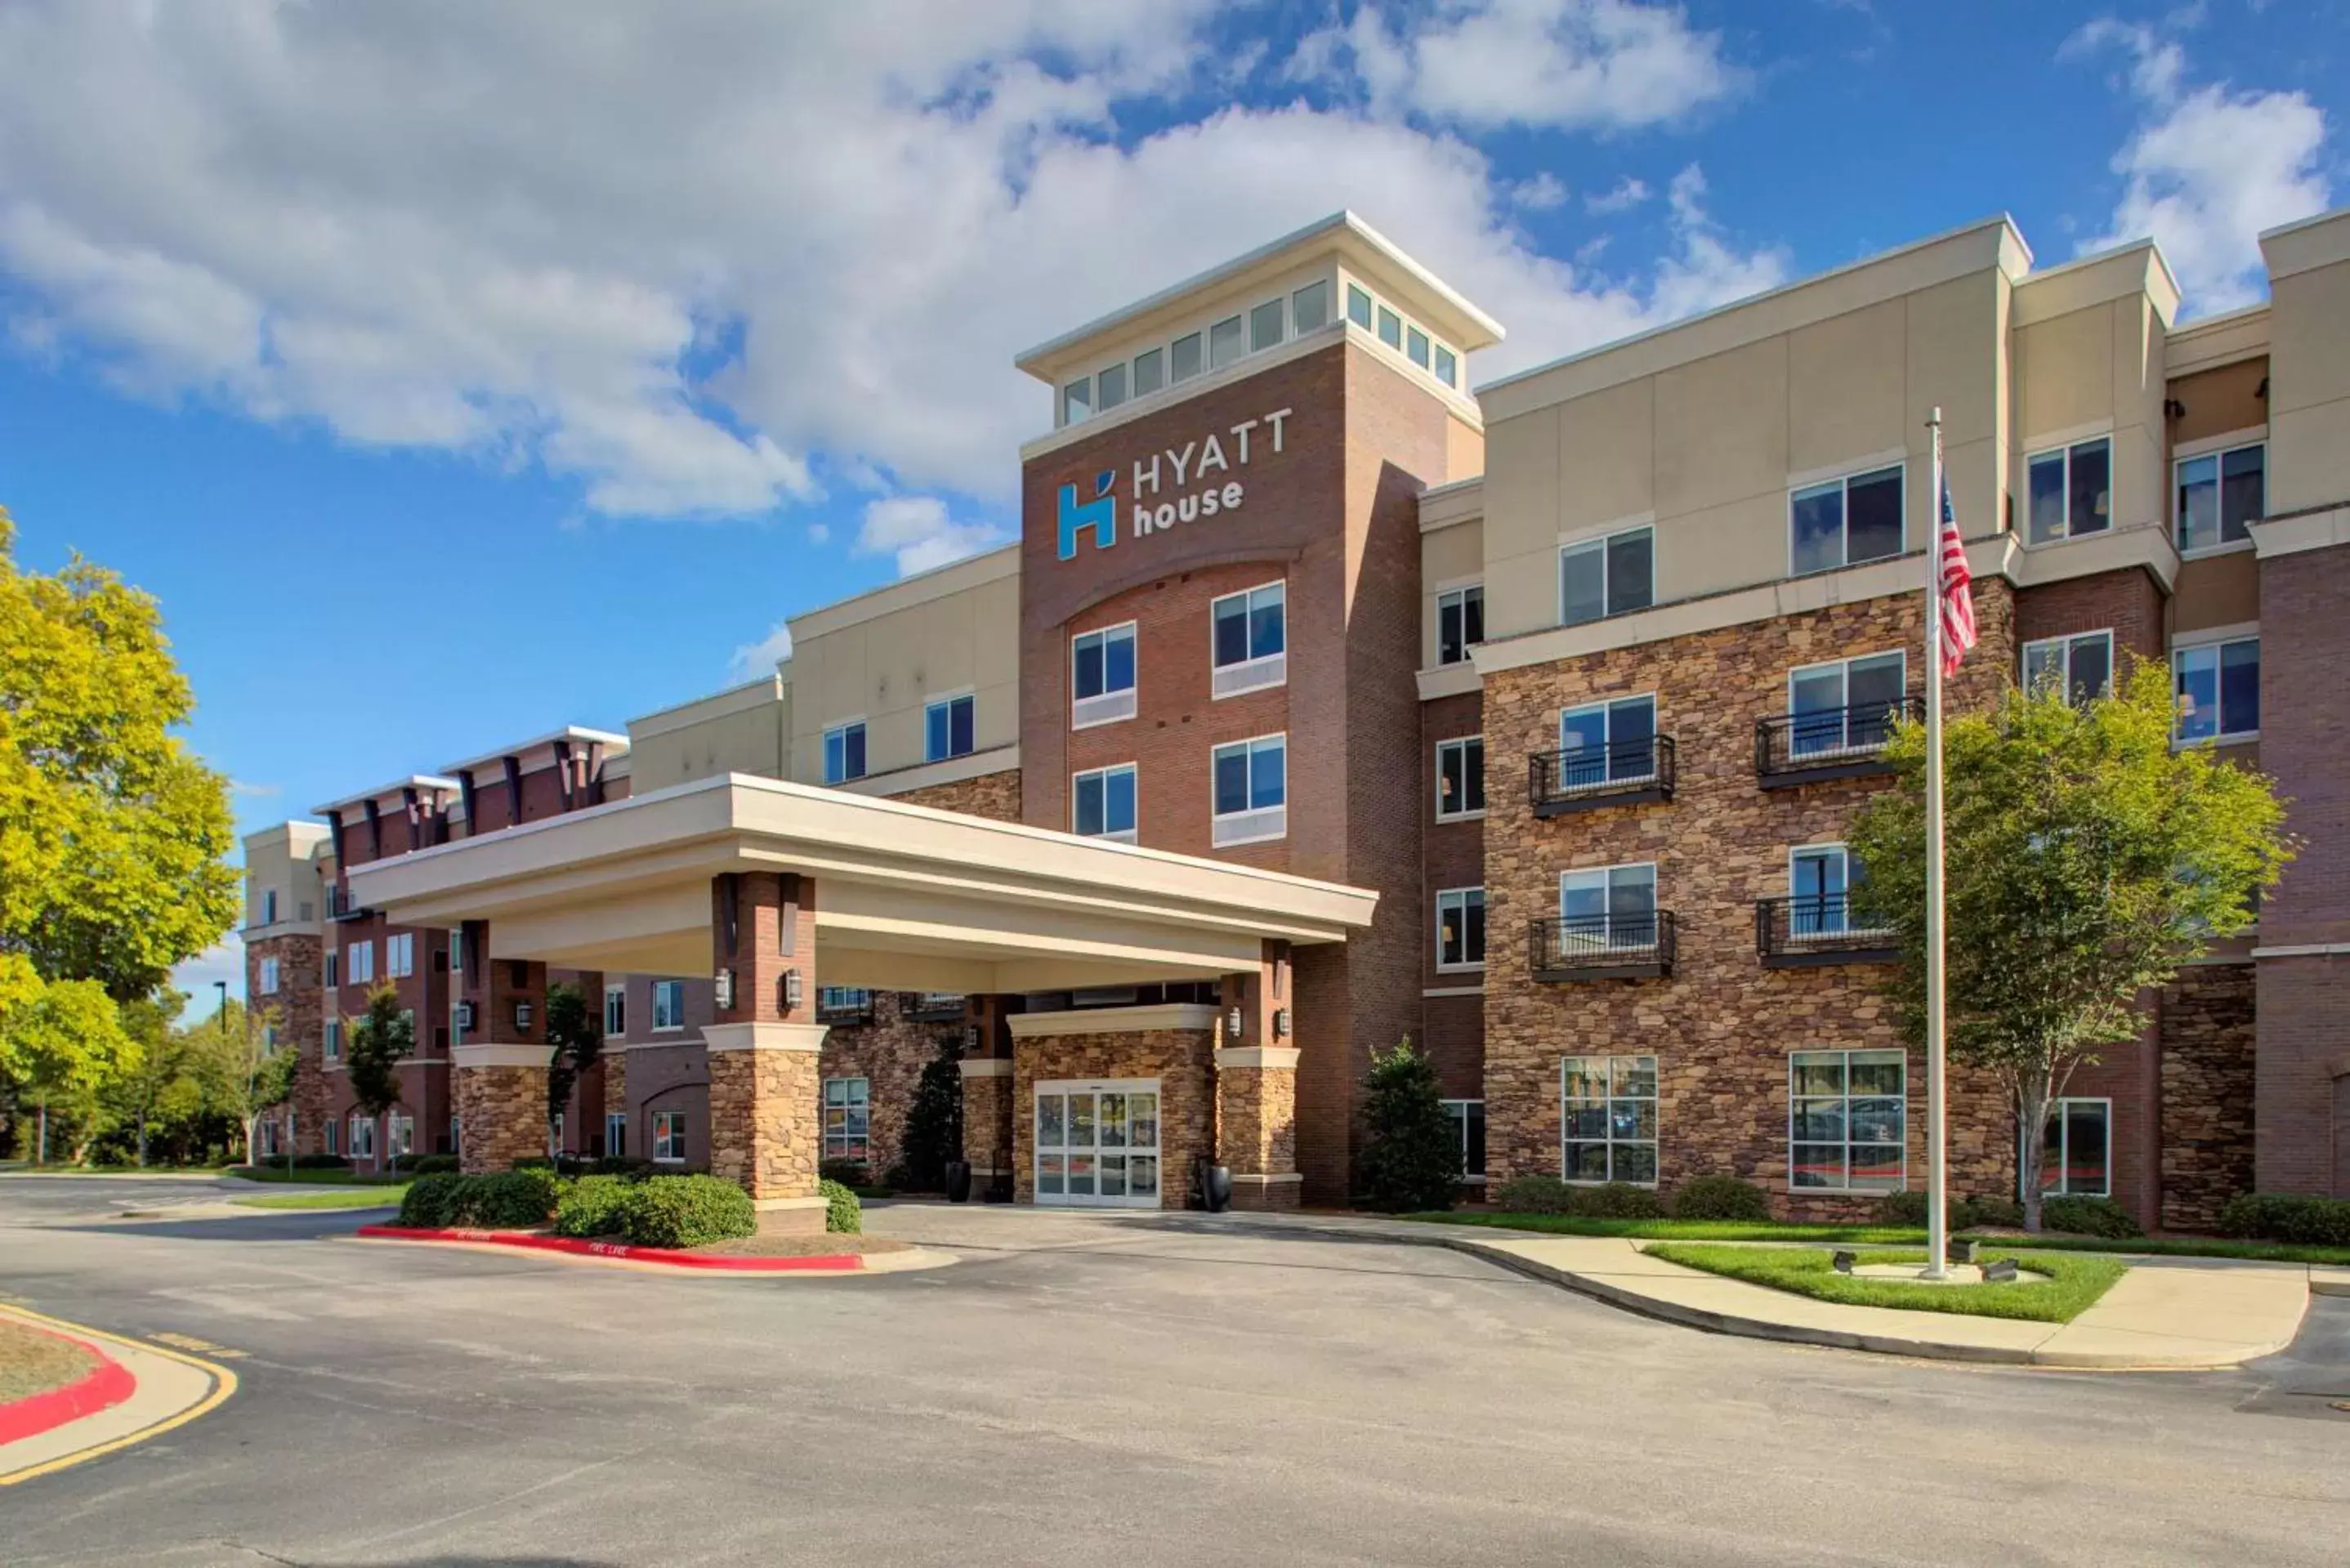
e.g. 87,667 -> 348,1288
1056,406 -> 1294,562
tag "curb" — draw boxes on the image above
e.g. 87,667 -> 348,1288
0,1336 -> 136,1445
0,1307 -> 236,1487
355,1225 -> 866,1272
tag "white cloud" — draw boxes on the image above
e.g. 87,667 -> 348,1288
1584,176 -> 1651,214
727,621 -> 794,680
1294,0 -> 1742,132
1511,172 -> 1570,211
229,779 -> 282,798
2067,17 -> 2330,313
0,2 -> 1779,520
806,522 -> 832,545
172,935 -> 245,1016
856,494 -> 1012,579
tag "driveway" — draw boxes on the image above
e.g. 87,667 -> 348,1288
2,1181 -> 2347,1566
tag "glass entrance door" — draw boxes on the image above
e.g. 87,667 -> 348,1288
1034,1079 -> 1162,1208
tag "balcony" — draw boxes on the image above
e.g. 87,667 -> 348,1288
1756,896 -> 1900,967
909,992 -> 968,1022
1530,736 -> 1676,816
328,886 -> 370,922
816,989 -> 875,1026
1754,696 -> 1923,788
1529,912 -> 1675,982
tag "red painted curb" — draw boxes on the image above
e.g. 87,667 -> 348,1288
355,1225 -> 865,1272
0,1334 -> 137,1445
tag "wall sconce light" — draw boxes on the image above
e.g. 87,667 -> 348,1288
515,1000 -> 534,1033
782,970 -> 803,1014
1272,1007 -> 1290,1039
964,1023 -> 981,1052
1226,1006 -> 1244,1042
454,1000 -> 476,1032
713,967 -> 735,1011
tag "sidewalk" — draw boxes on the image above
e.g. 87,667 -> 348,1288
0,1306 -> 235,1486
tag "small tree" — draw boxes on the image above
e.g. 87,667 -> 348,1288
1356,1038 -> 1461,1213
542,981 -> 601,1155
106,989 -> 192,1167
898,1034 -> 963,1191
344,985 -> 414,1172
190,996 -> 295,1164
1847,663 -> 2293,1231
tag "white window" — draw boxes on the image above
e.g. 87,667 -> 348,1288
1560,525 -> 1654,627
346,940 -> 374,985
1561,1056 -> 1657,1185
1441,1100 -> 1486,1178
2022,630 -> 2113,707
603,984 -> 626,1040
605,1111 -> 626,1158
924,694 -> 975,762
1557,695 -> 1659,790
1061,377 -> 1092,426
818,986 -> 872,1020
259,957 -> 280,995
1133,347 -> 1164,399
1436,887 -> 1486,971
1790,463 -> 1905,575
324,1120 -> 340,1156
1209,313 -> 1244,370
653,1110 -> 686,1163
390,1115 -> 414,1159
1096,359 -> 1128,412
652,980 -> 686,1032
2035,1098 -> 2111,1198
1292,279 -> 1329,332
348,1115 -> 376,1161
1072,622 -> 1138,728
1789,1048 -> 1906,1191
2174,637 -> 2258,742
324,1019 -> 342,1062
1249,297 -> 1284,353
1436,736 -> 1484,820
1377,304 -> 1403,351
1788,845 -> 1884,939
824,721 -> 867,784
1433,343 -> 1457,387
1557,864 -> 1657,950
324,949 -> 338,988
1407,324 -> 1432,370
1346,283 -> 1374,330
263,889 -> 279,925
386,932 -> 414,979
1788,651 -> 1907,757
2026,436 -> 2112,544
823,1077 -> 872,1163
1073,764 -> 1138,843
1436,585 -> 1483,666
1209,580 -> 1285,697
1210,734 -> 1287,847
1170,331 -> 1203,383
2176,441 -> 2264,554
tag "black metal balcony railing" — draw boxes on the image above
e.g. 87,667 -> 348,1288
909,992 -> 968,1022
1529,911 -> 1675,981
1530,735 -> 1676,816
817,991 -> 876,1026
1754,695 -> 1923,786
1755,896 -> 1900,967
328,885 -> 369,922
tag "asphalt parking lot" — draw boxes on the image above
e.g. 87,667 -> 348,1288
3,1176 -> 2348,1566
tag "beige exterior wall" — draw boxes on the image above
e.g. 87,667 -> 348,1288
626,675 -> 791,792
1419,515 -> 1484,669
243,823 -> 330,930
2264,255 -> 2350,513
2010,287 -> 2169,543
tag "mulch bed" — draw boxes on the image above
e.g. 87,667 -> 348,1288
0,1319 -> 100,1407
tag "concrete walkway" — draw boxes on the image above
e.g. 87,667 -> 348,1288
0,1305 -> 235,1485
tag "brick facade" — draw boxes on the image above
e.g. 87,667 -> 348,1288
1012,1028 -> 1214,1208
897,768 -> 1021,823
1481,580 -> 2020,1218
2158,963 -> 2258,1231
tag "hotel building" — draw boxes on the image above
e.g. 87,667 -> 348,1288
243,201 -> 2350,1225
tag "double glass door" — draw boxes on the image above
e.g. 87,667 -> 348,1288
1034,1080 -> 1162,1208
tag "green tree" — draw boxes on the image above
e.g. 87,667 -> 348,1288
344,985 -> 414,1172
0,505 -> 238,1111
104,989 -> 193,1168
1356,1038 -> 1461,1213
1847,663 -> 2293,1231
542,980 -> 601,1152
189,996 -> 296,1165
898,1034 -> 963,1191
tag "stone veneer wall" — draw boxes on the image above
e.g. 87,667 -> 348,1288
896,769 -> 1021,823
457,1063 -> 548,1174
1012,1029 -> 1213,1208
819,993 -> 955,1177
603,1051 -> 628,1147
962,1069 -> 1012,1175
706,1047 -> 821,1201
1217,1063 -> 1300,1210
1481,580 -> 2017,1219
2159,963 -> 2258,1231
249,931 -> 330,1155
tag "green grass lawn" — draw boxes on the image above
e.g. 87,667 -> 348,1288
232,1185 -> 411,1211
224,1166 -> 409,1186
1410,1210 -> 2350,1266
1643,1244 -> 2128,1324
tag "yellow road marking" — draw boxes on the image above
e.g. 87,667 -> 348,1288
0,1305 -> 239,1486
149,1331 -> 245,1360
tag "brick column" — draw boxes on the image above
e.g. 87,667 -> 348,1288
1217,942 -> 1303,1210
453,921 -> 549,1173
704,873 -> 829,1232
958,995 -> 1015,1191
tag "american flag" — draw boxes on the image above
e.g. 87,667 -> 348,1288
1936,476 -> 1976,677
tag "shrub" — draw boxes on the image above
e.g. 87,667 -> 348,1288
820,1159 -> 870,1189
396,1173 -> 466,1229
1488,1175 -> 1663,1219
553,1175 -> 637,1239
1356,1039 -> 1462,1213
2219,1192 -> 2350,1247
588,1155 -> 652,1178
291,1153 -> 351,1170
621,1175 -> 757,1248
393,1154 -> 459,1176
1962,1195 -> 2025,1230
513,1155 -> 556,1171
1669,1175 -> 1771,1222
2038,1195 -> 2142,1240
820,1178 -> 862,1235
1577,1182 -> 1665,1219
1492,1174 -> 1578,1214
443,1168 -> 564,1229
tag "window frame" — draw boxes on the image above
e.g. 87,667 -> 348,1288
2174,439 -> 2267,557
1070,621 -> 1139,729
1560,1054 -> 1659,1186
347,940 -> 374,985
923,691 -> 977,763
1435,583 -> 1484,667
2171,634 -> 2259,744
652,1110 -> 686,1164
1072,762 -> 1140,844
1209,732 -> 1289,847
2034,1097 -> 2113,1199
1170,332 -> 1204,383
386,931 -> 414,979
1095,358 -> 1128,412
1061,376 -> 1092,427
1557,862 -> 1659,946
1788,1048 -> 1908,1193
1249,297 -> 1284,353
1434,735 -> 1485,821
324,1019 -> 342,1063
1346,283 -> 1374,329
1558,524 -> 1655,628
1789,462 -> 1905,577
348,1113 -> 377,1162
603,983 -> 627,1041
1557,694 -> 1660,786
1208,313 -> 1244,370
604,1111 -> 626,1159
651,980 -> 686,1034
822,1075 -> 873,1163
1441,1098 -> 1486,1182
2023,435 -> 2114,546
1786,649 -> 1908,756
1291,279 -> 1329,333
1208,579 -> 1287,697
2021,629 -> 2115,707
823,719 -> 868,784
1435,886 -> 1486,972
259,957 -> 279,995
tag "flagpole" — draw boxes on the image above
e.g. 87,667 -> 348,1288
1922,407 -> 1950,1281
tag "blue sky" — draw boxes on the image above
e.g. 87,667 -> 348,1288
0,1 -> 2338,1010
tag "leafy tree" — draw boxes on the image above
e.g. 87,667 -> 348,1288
1357,1038 -> 1461,1213
542,980 -> 601,1151
0,505 -> 238,1112
1847,663 -> 2293,1231
344,985 -> 414,1172
898,1034 -> 963,1191
190,996 -> 296,1164
105,989 -> 194,1168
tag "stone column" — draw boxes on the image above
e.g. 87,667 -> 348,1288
604,1048 -> 630,1155
452,922 -> 550,1173
704,873 -> 829,1233
1217,941 -> 1303,1210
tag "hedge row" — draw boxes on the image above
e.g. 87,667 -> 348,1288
2220,1192 -> 2350,1247
395,1170 -> 863,1248
1490,1174 -> 1777,1222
